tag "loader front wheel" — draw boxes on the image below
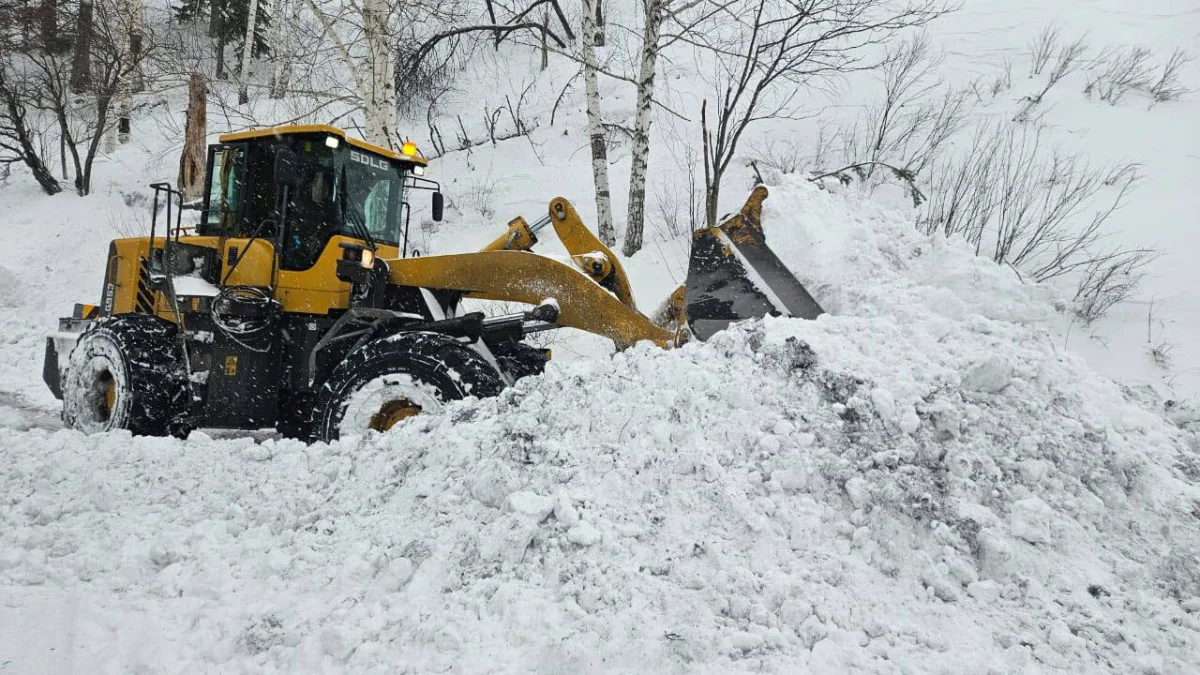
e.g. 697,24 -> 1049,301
62,314 -> 187,436
311,332 -> 505,443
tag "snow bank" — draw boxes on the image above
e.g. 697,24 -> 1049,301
3,180 -> 1199,673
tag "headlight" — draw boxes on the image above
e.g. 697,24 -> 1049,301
360,249 -> 375,269
412,164 -> 425,176
325,136 -> 340,149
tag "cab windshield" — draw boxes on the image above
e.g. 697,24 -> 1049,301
344,149 -> 403,245
200,136 -> 407,271
281,139 -> 405,270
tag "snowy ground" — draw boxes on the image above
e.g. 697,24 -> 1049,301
4,178 -> 1200,673
2,0 -> 1200,672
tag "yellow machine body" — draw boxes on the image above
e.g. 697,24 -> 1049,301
48,123 -> 822,440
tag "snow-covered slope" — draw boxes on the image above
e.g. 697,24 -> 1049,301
3,179 -> 1199,673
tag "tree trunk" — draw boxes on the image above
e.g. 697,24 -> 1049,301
39,0 -> 57,51
79,87 -> 117,195
70,0 -> 94,91
701,100 -> 719,228
622,0 -> 664,258
214,0 -> 227,79
208,0 -> 222,37
582,0 -> 614,245
238,0 -> 261,104
108,0 -> 137,149
130,31 -> 145,92
540,8 -> 549,71
362,0 -> 397,148
266,0 -> 287,97
594,0 -> 606,47
179,73 -> 208,200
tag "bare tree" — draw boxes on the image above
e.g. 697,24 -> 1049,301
622,0 -> 726,256
266,0 -> 293,97
0,54 -> 62,194
621,0 -> 667,256
237,0 -> 261,104
296,0 -> 565,149
24,2 -> 158,194
107,0 -> 144,149
696,0 -> 946,226
582,0 -> 614,244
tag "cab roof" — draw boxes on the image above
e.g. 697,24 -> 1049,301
217,124 -> 429,166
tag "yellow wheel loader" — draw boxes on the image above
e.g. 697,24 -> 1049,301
42,125 -> 823,442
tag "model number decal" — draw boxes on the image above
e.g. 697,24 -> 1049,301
349,150 -> 390,171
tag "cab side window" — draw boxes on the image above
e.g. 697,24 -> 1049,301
204,146 -> 245,233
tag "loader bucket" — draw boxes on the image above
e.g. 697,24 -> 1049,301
685,186 -> 824,341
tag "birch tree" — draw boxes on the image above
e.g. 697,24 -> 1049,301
266,0 -> 293,97
237,0 -> 261,103
621,0 -> 665,256
582,0 -> 614,245
291,1 -> 565,149
107,0 -> 143,149
622,0 -> 733,256
362,0 -> 396,146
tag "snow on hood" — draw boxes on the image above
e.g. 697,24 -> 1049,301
2,180 -> 1198,673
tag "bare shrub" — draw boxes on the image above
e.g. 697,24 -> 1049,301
750,138 -> 808,177
992,58 -> 1013,97
653,123 -> 704,247
970,59 -> 1013,103
1148,49 -> 1192,103
812,34 -> 968,205
1085,46 -> 1154,104
1083,45 -> 1191,105
919,121 -> 1155,321
653,170 -> 703,240
1028,24 -> 1063,76
1072,248 -> 1158,325
461,169 -> 502,221
1015,35 -> 1087,122
1142,299 -> 1176,368
1149,341 -> 1175,369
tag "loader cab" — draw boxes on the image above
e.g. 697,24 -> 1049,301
200,126 -> 430,271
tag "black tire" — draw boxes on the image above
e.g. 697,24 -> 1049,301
310,332 -> 505,443
62,314 -> 187,437
276,391 -> 317,440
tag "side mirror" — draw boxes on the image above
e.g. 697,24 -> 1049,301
431,192 -> 444,222
274,149 -> 300,188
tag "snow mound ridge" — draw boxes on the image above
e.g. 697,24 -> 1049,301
3,316 -> 1199,673
3,179 -> 1198,672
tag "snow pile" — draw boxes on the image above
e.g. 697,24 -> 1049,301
2,179 -> 1199,673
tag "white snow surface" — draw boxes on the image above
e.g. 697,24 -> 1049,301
3,179 -> 1199,673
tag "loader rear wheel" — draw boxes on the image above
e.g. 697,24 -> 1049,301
311,332 -> 505,443
62,314 -> 187,437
